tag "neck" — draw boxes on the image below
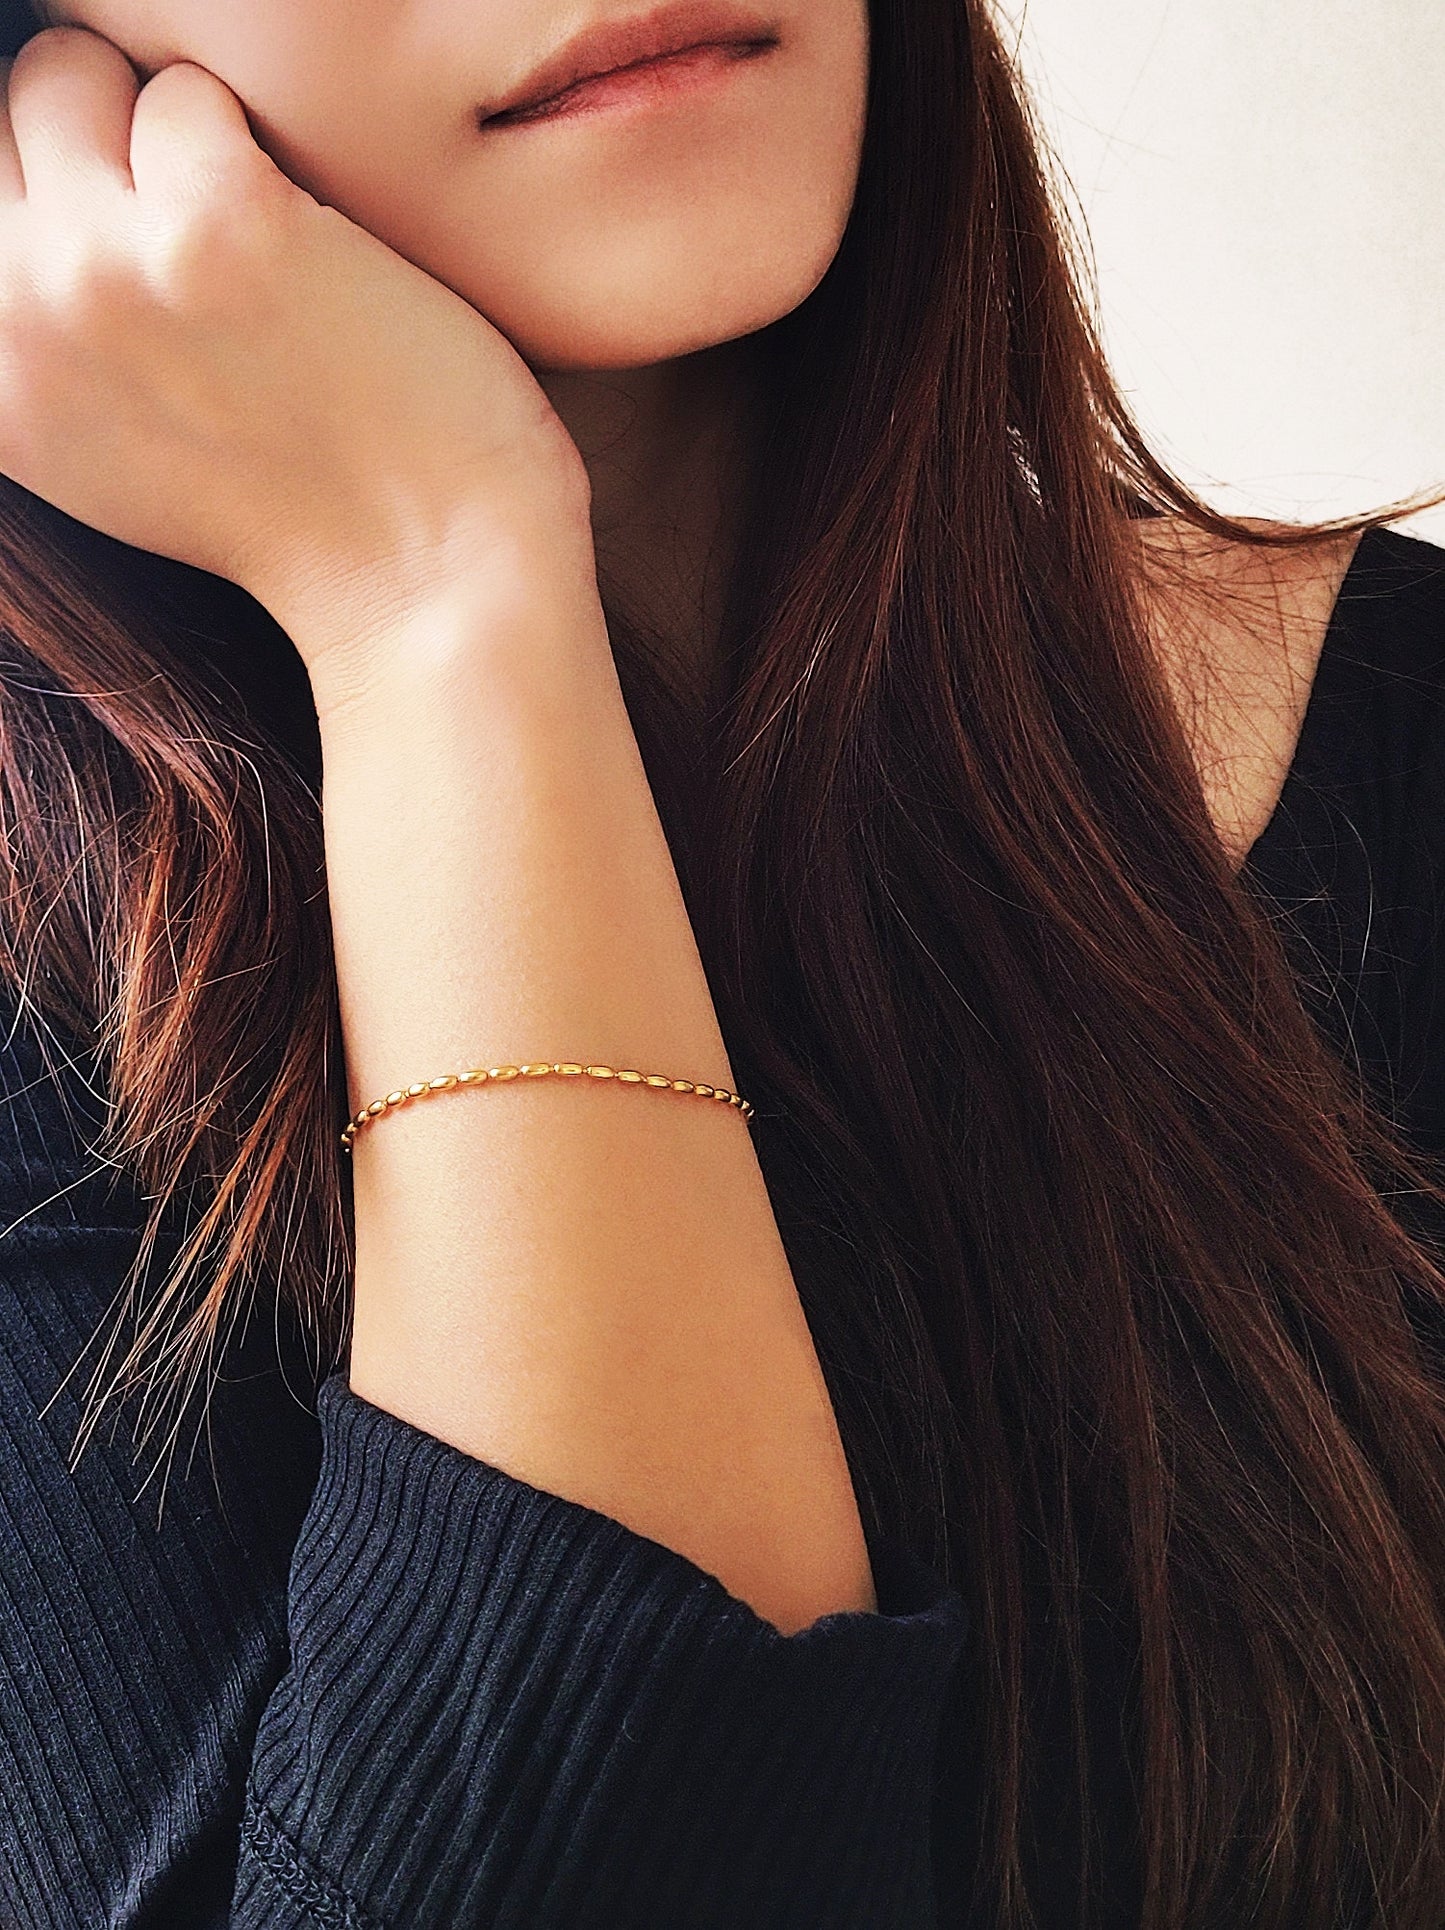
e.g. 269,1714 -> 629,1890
534,336 -> 767,698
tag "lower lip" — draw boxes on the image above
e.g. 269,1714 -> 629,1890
483,38 -> 777,130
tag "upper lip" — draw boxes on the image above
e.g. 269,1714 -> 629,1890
479,0 -> 780,122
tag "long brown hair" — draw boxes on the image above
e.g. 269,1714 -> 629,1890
2,1 -> 1445,1924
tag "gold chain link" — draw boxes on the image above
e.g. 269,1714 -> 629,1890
341,1060 -> 754,1153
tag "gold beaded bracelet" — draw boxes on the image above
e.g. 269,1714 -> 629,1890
340,1059 -> 754,1154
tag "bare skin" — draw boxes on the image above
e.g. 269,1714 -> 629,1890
570,377 -> 1367,867
542,337 -> 767,697
0,13 -> 1367,1643
536,360 -> 1367,840
30,0 -> 1350,832
0,20 -> 878,1640
1136,519 -> 1367,870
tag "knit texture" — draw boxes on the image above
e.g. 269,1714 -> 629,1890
2,524 -> 1444,1927
232,1378 -> 966,1928
0,944 -> 967,1929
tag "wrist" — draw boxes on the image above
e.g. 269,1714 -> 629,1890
305,545 -> 620,748
277,509 -> 611,736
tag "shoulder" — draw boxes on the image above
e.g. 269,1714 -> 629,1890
1133,513 -> 1366,720
1135,515 -> 1445,708
1132,516 -> 1393,867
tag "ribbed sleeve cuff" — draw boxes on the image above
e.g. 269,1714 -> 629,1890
230,1372 -> 969,1929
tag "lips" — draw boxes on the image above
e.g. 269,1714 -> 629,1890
479,0 -> 780,126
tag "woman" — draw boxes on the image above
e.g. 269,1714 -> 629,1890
0,0 -> 1442,1924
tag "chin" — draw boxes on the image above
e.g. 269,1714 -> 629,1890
512,287 -> 806,372
466,213 -> 850,372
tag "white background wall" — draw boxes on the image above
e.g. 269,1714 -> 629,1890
1007,0 -> 1445,541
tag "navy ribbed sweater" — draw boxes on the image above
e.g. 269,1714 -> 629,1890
2,524 -> 1445,1928
0,1038 -> 966,1928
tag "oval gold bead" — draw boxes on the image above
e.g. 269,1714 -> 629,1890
488,1065 -> 521,1080
520,1063 -> 553,1077
366,1099 -> 388,1116
556,1063 -> 584,1076
385,1090 -> 407,1108
406,1082 -> 429,1098
672,1080 -> 695,1093
585,1065 -> 615,1078
693,1085 -> 714,1099
428,1075 -> 457,1091
616,1070 -> 644,1083
645,1074 -> 672,1088
458,1068 -> 487,1083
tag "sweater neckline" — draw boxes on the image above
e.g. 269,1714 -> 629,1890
1239,521 -> 1390,878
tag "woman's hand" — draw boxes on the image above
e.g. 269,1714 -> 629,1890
0,27 -> 594,707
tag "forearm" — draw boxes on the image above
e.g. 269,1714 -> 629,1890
314,543 -> 876,1637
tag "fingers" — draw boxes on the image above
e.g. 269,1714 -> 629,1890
0,28 -> 276,221
4,27 -> 139,197
129,61 -> 275,204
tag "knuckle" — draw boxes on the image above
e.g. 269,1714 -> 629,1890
52,238 -> 137,318
15,235 -> 133,335
135,213 -> 221,302
0,191 -> 140,323
137,186 -> 279,306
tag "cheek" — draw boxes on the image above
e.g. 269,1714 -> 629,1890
39,0 -> 293,86
265,4 -> 871,372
